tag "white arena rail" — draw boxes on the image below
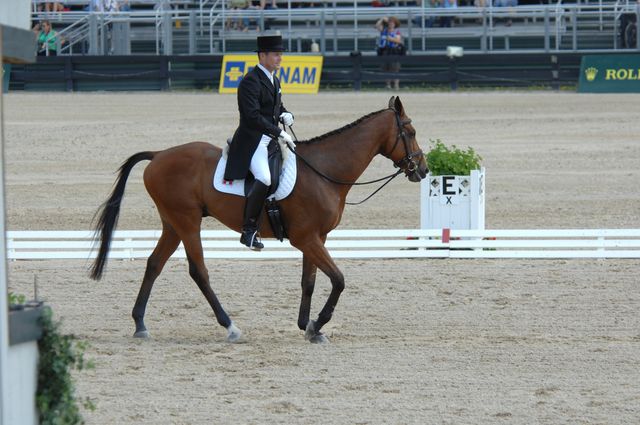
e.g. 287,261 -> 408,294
6,229 -> 640,260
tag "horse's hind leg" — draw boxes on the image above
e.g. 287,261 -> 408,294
132,222 -> 180,338
180,231 -> 241,342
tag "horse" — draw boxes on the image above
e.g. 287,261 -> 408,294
90,96 -> 428,344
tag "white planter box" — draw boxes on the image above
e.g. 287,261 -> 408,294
420,167 -> 485,230
5,306 -> 44,425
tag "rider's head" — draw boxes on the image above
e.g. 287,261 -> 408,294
256,35 -> 285,73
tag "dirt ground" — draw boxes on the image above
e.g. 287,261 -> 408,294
4,91 -> 640,424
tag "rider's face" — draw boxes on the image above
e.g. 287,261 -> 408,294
259,52 -> 283,73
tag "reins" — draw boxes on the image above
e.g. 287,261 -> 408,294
284,108 -> 411,205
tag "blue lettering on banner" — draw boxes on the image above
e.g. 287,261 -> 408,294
303,67 -> 316,84
223,61 -> 247,88
291,68 -> 300,84
279,67 -> 290,84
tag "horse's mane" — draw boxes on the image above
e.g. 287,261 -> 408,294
298,108 -> 389,144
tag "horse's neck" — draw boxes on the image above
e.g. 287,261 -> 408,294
303,116 -> 389,184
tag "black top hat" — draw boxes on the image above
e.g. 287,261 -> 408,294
256,35 -> 286,52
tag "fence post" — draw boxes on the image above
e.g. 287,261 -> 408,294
550,54 -> 559,90
320,10 -> 326,54
160,56 -> 170,91
163,11 -> 173,55
88,14 -> 98,55
350,50 -> 362,91
571,7 -> 577,51
481,8 -> 488,52
64,57 -> 73,92
449,57 -> 458,91
189,10 -> 196,55
407,10 -> 413,53
544,7 -> 550,52
636,3 -> 640,50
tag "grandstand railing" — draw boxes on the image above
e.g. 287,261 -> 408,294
6,229 -> 640,259
31,2 -> 640,54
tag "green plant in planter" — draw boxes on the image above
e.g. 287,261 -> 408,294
37,308 -> 95,425
8,291 -> 26,307
425,139 -> 482,176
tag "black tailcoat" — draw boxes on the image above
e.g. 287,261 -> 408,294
223,65 -> 289,181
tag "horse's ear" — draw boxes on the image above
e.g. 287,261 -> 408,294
394,96 -> 404,114
388,96 -> 396,109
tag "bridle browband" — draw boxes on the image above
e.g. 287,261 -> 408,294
284,106 -> 422,205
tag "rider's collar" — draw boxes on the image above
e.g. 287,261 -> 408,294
256,63 -> 274,85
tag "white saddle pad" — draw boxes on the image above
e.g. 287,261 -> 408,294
213,150 -> 297,201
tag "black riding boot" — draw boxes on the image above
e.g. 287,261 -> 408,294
240,180 -> 269,250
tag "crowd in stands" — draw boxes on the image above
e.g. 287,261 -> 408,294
33,0 -> 132,13
31,0 -> 558,14
226,0 -> 279,32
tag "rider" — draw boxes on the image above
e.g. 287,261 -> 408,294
224,34 -> 295,251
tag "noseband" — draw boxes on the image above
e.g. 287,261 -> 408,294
388,108 -> 423,175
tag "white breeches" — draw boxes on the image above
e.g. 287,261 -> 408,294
249,135 -> 272,186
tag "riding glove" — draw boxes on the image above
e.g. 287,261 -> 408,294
279,112 -> 294,127
279,130 -> 296,151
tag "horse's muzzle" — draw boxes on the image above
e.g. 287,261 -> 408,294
407,160 -> 428,182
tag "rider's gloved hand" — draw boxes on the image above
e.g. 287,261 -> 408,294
279,112 -> 294,127
278,130 -> 295,151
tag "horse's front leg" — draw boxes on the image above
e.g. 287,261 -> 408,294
297,254 -> 318,331
300,241 -> 345,344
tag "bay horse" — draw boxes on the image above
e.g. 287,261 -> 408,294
90,96 -> 427,344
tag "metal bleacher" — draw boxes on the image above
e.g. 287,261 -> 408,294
31,0 -> 640,55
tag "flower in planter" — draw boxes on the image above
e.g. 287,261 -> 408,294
425,139 -> 482,176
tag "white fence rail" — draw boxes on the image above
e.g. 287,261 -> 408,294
6,229 -> 640,260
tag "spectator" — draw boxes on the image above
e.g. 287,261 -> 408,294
439,0 -> 457,28
493,0 -> 517,26
46,2 -> 65,12
227,0 -> 252,31
104,0 -> 121,11
412,0 -> 438,28
260,0 -> 278,9
375,16 -> 404,90
87,0 -> 104,11
34,20 -> 64,56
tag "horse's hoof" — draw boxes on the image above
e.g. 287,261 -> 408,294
133,330 -> 150,339
305,320 -> 329,344
226,322 -> 242,343
304,320 -> 316,341
309,333 -> 329,344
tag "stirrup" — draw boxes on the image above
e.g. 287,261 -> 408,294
240,230 -> 264,251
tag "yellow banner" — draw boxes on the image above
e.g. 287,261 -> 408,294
219,55 -> 323,94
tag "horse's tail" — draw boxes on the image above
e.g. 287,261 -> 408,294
90,151 -> 155,280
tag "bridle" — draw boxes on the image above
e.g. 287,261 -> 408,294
387,107 -> 424,177
284,107 -> 424,205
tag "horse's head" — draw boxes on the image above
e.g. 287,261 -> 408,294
382,96 -> 428,182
